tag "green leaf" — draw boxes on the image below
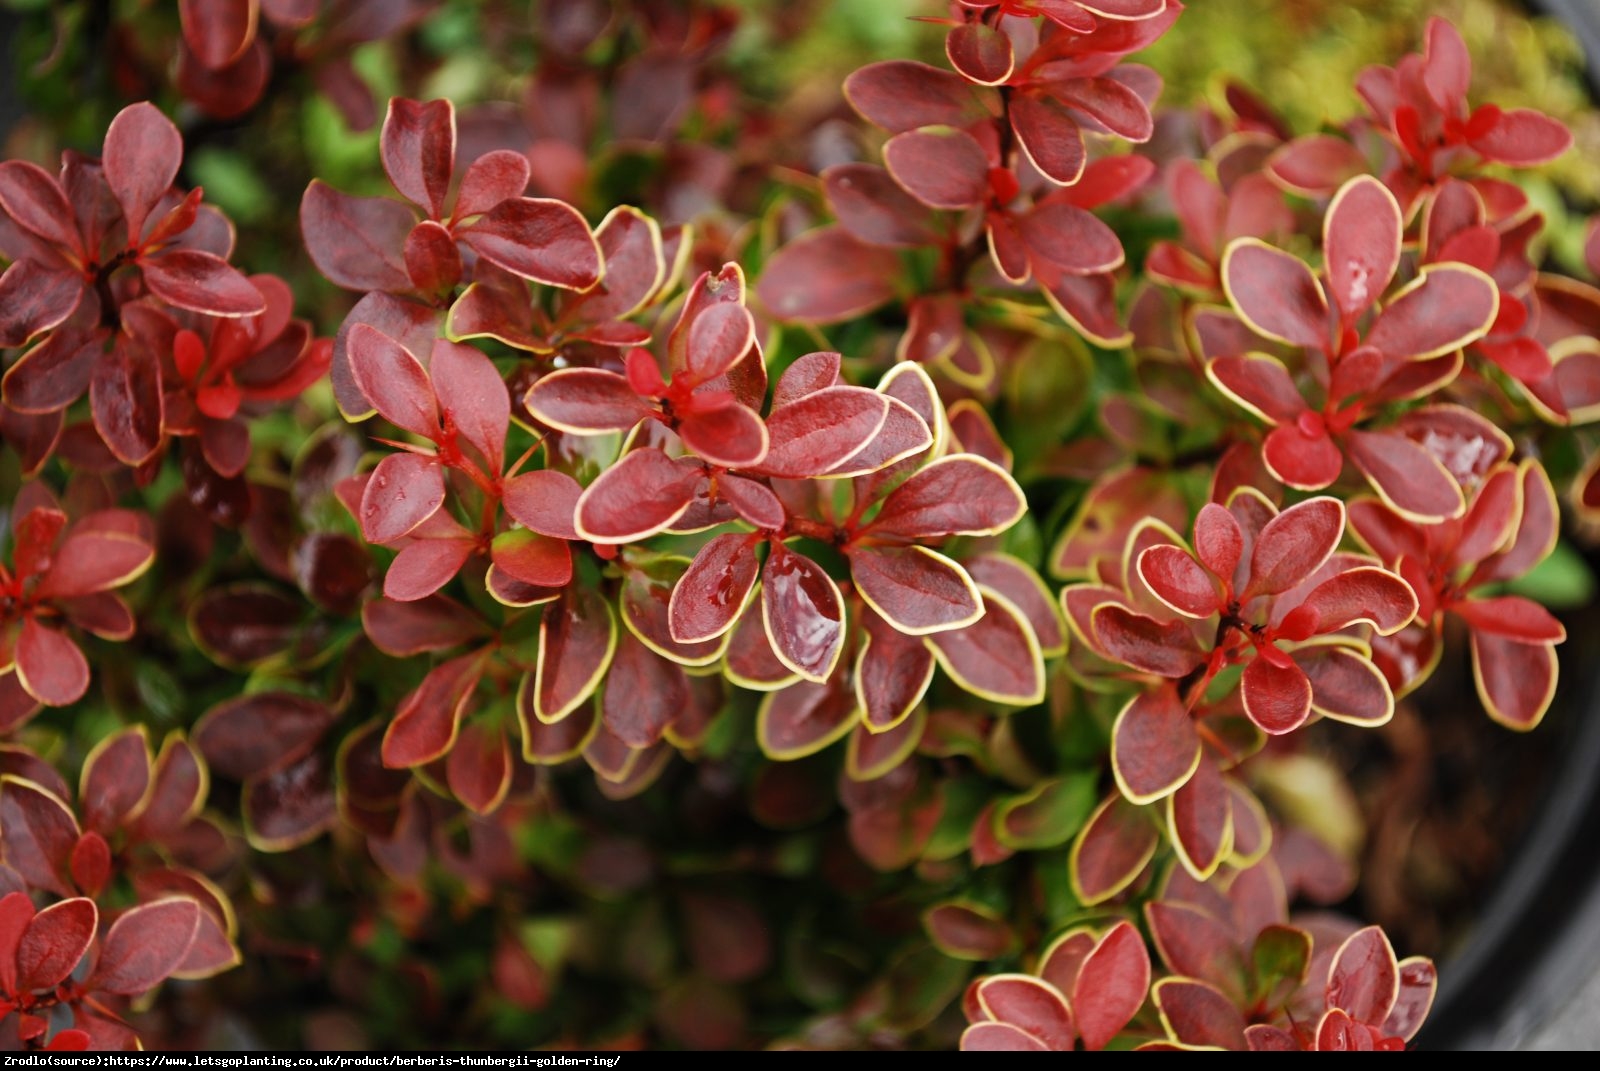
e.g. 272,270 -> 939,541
1250,924 -> 1312,1011
994,773 -> 1098,850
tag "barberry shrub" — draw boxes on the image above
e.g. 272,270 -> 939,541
2,0 -> 1598,1052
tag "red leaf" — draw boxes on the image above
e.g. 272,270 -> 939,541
358,452 -> 446,544
1262,422 -> 1342,490
1074,922 -> 1152,1051
1327,926 -> 1399,1025
91,898 -> 203,996
34,531 -> 152,599
844,60 -> 986,132
946,21 -> 1013,84
722,596 -> 797,689
381,99 -> 455,219
1193,503 -> 1244,587
1292,566 -> 1418,635
0,777 -> 80,896
756,676 -> 856,763
678,401 -> 768,469
1071,793 -> 1159,905
1241,653 -> 1312,734
430,340 -> 507,471
1454,594 -> 1564,643
1205,354 -> 1305,426
129,736 -> 205,840
179,0 -> 255,68
457,198 -> 601,290
827,395 -> 932,477
823,164 -> 940,248
104,103 -> 183,242
0,161 -> 80,255
1299,646 -> 1395,726
362,594 -> 487,655
1384,957 -> 1438,1042
0,262 -> 83,348
1366,265 -> 1497,360
1011,94 -> 1086,185
1153,978 -> 1247,1050
1346,430 -> 1463,521
883,128 -> 989,210
15,619 -> 90,707
490,528 -> 572,588
927,590 -> 1046,705
758,386 -> 888,478
16,897 -> 96,992
718,473 -> 785,529
682,301 -> 756,384
78,728 -> 152,833
975,975 -> 1075,1050
69,831 -> 110,896
1421,17 -> 1471,109
445,722 -> 511,815
525,368 -> 652,433
1091,605 -> 1205,677
850,545 -> 983,635
403,220 -> 462,295
756,227 -> 901,324
1020,202 -> 1125,274
1112,687 -> 1201,803
193,692 -> 335,781
502,468 -> 582,540
670,533 -> 760,644
533,585 -> 617,722
1471,631 -> 1558,730
866,455 -> 1025,539
384,536 -> 475,601
142,250 -> 266,316
574,448 -> 701,543
346,324 -> 438,439
382,654 -> 482,767
455,150 -> 531,219
925,901 -> 1014,960
602,632 -> 687,748
1470,108 -> 1573,166
90,336 -> 164,465
299,182 -> 414,292
1324,175 -> 1401,323
762,543 -> 845,682
963,554 -> 1064,654
1054,76 -> 1154,142
1245,496 -> 1344,598
1222,239 -> 1330,349
1139,545 -> 1220,618
243,753 -> 336,851
962,1023 -> 1051,1051
855,608 -> 935,732
1169,757 -> 1233,880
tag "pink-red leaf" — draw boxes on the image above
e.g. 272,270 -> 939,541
104,103 -> 183,241
1073,922 -> 1152,1051
142,250 -> 266,317
1112,687 -> 1201,803
16,897 -> 96,992
670,534 -> 760,644
574,449 -> 701,543
762,543 -> 845,682
381,98 -> 455,219
759,387 -> 888,479
1242,653 -> 1312,734
1324,175 -> 1401,323
457,198 -> 601,290
1222,239 -> 1330,350
756,227 -> 901,324
91,898 -> 203,996
850,545 -> 983,635
866,455 -> 1025,539
1246,497 -> 1344,598
359,451 -> 446,544
883,128 -> 989,210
